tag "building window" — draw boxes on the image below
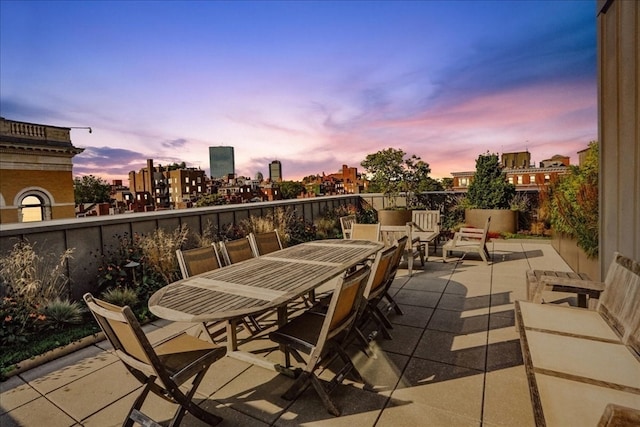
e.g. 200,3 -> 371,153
530,174 -> 536,184
19,195 -> 44,222
544,174 -> 551,183
517,175 -> 523,185
185,177 -> 189,183
459,177 -> 469,186
508,176 -> 514,184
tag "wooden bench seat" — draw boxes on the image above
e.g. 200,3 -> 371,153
515,252 -> 640,426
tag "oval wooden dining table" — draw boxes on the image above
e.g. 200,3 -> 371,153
149,239 -> 383,373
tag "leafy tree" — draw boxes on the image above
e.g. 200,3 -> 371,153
361,148 -> 438,207
278,181 -> 305,199
440,177 -> 454,190
194,194 -> 228,207
466,153 -> 515,209
549,141 -> 598,258
166,162 -> 186,171
74,175 -> 111,204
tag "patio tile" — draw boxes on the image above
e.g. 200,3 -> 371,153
45,361 -> 141,421
390,357 -> 484,421
0,376 -> 40,415
391,289 -> 442,308
377,400 -> 480,427
375,324 -> 424,356
389,304 -> 434,328
210,364 -> 295,424
437,293 -> 492,311
427,308 -> 489,335
20,345 -> 119,395
414,328 -> 488,371
0,396 -> 76,427
482,366 -> 535,426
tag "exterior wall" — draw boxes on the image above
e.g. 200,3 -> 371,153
0,118 -> 82,224
0,195 -> 361,300
597,0 -> 640,276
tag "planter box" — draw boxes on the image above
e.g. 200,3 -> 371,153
552,232 -> 601,281
464,209 -> 517,234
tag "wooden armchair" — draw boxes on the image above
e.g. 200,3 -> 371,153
411,210 -> 441,256
269,265 -> 372,416
442,216 -> 491,265
83,293 -> 226,427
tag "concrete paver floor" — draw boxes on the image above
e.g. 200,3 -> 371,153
1,241 -> 579,426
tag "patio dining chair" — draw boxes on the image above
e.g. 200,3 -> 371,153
382,235 -> 408,316
219,237 -> 255,266
176,245 -> 229,341
358,245 -> 398,340
339,215 -> 357,239
83,293 -> 226,427
350,223 -> 381,242
176,244 -> 222,279
248,230 -> 283,257
269,264 -> 372,416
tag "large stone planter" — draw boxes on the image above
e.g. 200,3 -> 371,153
378,209 -> 413,226
464,209 -> 517,234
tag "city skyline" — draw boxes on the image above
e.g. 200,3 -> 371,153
1,1 -> 597,182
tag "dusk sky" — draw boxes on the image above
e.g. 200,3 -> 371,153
1,1 -> 597,182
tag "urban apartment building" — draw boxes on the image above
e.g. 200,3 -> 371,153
128,159 -> 206,210
209,146 -> 235,179
451,151 -> 573,192
0,117 -> 84,224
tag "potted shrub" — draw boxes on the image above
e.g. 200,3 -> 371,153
464,153 -> 517,233
361,148 -> 441,225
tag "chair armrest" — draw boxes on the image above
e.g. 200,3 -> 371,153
539,275 -> 605,296
597,403 -> 640,427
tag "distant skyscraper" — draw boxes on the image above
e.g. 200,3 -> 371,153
269,160 -> 282,182
209,146 -> 235,178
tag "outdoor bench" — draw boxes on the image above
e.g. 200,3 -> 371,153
526,269 -> 604,309
515,252 -> 640,426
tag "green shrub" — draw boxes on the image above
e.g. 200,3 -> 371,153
40,298 -> 85,330
549,141 -> 599,258
100,287 -> 139,307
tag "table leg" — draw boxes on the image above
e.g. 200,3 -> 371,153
226,319 -> 239,352
277,305 -> 290,367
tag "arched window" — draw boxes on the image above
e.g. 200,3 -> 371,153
18,191 -> 52,222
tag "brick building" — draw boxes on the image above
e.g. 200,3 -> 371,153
0,117 -> 84,224
451,151 -> 572,192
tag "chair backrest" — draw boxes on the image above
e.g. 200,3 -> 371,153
249,230 -> 283,257
597,252 -> 640,351
350,223 -> 381,242
176,245 -> 222,279
457,216 -> 491,245
340,215 -> 357,239
363,245 -> 397,300
412,210 -> 440,234
83,293 -> 161,380
379,224 -> 411,247
320,265 -> 371,344
387,235 -> 409,283
220,237 -> 255,265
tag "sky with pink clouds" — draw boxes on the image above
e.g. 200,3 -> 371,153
1,0 -> 597,182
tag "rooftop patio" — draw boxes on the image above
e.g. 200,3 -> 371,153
1,241 -> 583,426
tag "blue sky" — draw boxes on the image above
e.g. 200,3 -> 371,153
1,0 -> 597,182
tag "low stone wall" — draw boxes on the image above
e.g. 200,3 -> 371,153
0,195 -> 360,300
